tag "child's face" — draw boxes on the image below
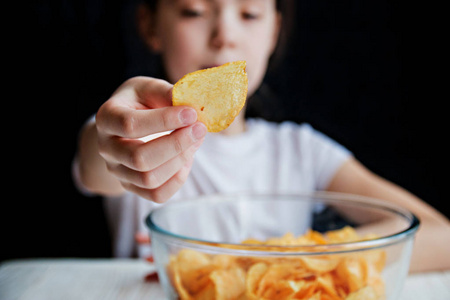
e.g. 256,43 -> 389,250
145,0 -> 281,96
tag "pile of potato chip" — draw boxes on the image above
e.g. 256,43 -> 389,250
167,226 -> 386,300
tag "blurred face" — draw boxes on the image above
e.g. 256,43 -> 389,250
146,0 -> 281,96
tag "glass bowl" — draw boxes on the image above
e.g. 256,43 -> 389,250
146,192 -> 419,300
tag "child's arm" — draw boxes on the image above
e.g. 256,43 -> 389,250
77,77 -> 207,202
326,157 -> 450,273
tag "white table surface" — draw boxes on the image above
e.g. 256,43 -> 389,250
1,258 -> 449,300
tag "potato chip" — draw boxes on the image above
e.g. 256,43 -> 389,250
344,286 -> 378,300
177,249 -> 211,271
299,256 -> 340,274
291,281 -> 319,299
317,274 -> 340,299
210,267 -> 246,300
183,265 -> 216,294
326,226 -> 360,243
194,283 -> 215,300
256,264 -> 295,297
246,262 -> 269,298
168,257 -> 194,300
172,61 -> 248,132
359,258 -> 385,297
212,254 -> 236,269
166,226 -> 386,300
306,230 -> 328,245
235,256 -> 265,272
335,258 -> 365,293
287,280 -> 306,293
262,280 -> 299,299
285,266 -> 315,282
174,249 -> 214,295
360,249 -> 386,273
306,291 -> 322,300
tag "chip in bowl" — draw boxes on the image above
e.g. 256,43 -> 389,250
166,226 -> 386,300
172,61 -> 248,132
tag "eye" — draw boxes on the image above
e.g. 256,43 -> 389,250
241,10 -> 261,20
180,8 -> 205,18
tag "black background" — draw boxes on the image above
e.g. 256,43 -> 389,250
3,0 -> 445,262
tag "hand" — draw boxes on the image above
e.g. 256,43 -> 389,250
95,77 -> 207,203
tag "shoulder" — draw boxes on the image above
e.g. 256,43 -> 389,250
249,118 -> 351,158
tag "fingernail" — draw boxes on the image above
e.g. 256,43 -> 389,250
179,108 -> 197,125
191,123 -> 207,140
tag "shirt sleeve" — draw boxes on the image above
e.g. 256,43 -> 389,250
303,124 -> 353,190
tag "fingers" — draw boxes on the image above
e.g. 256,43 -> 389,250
97,77 -> 196,139
100,123 -> 206,203
95,76 -> 207,203
99,122 -> 206,171
107,139 -> 203,190
97,104 -> 198,139
131,77 -> 173,109
113,77 -> 173,109
121,156 -> 195,203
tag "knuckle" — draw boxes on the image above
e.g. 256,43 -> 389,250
97,136 -> 110,159
172,136 -> 184,155
141,171 -> 161,189
129,148 -> 147,171
148,189 -> 166,204
97,141 -> 107,158
120,181 -> 131,192
178,150 -> 191,165
119,114 -> 137,137
105,162 -> 116,174
172,170 -> 188,187
95,104 -> 108,132
123,76 -> 141,87
160,109 -> 171,129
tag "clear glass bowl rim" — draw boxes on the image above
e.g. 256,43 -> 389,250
146,192 -> 420,255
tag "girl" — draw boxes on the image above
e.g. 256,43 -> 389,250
74,0 -> 450,272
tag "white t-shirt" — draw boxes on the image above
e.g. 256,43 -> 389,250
73,118 -> 352,258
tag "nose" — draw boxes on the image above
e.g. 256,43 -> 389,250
210,11 -> 238,50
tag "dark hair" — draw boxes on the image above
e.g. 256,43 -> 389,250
271,0 -> 295,71
141,0 -> 295,71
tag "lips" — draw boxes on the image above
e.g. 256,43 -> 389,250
200,64 -> 222,70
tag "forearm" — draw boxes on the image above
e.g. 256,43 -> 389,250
77,120 -> 125,196
365,178 -> 450,272
409,215 -> 450,272
327,158 -> 450,272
